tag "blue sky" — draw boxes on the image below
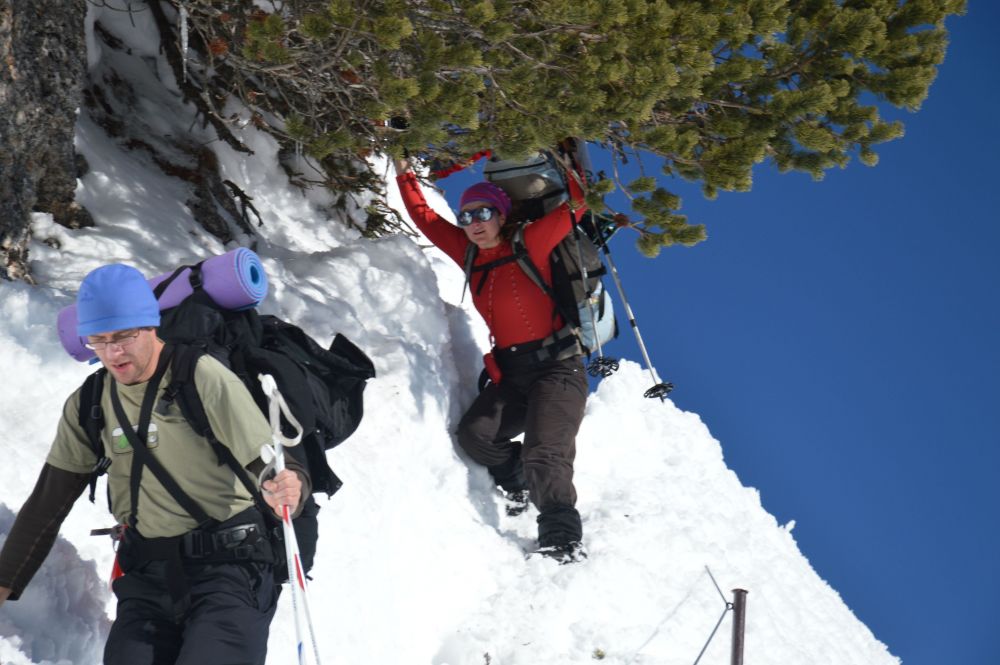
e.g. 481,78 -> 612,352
440,6 -> 996,664
604,8 -> 997,664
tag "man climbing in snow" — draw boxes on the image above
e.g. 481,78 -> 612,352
395,156 -> 589,563
0,264 -> 309,664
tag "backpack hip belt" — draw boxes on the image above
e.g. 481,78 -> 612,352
116,508 -> 274,622
181,521 -> 269,562
119,507 -> 274,569
493,327 -> 581,373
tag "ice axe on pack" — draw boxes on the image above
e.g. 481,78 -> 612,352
258,373 -> 323,665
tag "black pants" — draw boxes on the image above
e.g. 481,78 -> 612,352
104,541 -> 278,665
457,356 -> 588,544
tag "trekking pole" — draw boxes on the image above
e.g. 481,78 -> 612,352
258,374 -> 323,665
594,231 -> 674,400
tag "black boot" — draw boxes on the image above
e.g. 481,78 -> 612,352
487,443 -> 527,492
499,488 -> 530,516
534,541 -> 587,564
535,504 -> 586,563
488,445 -> 530,516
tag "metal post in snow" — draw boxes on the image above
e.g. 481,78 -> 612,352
731,589 -> 748,665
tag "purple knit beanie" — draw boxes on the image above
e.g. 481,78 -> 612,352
459,181 -> 512,218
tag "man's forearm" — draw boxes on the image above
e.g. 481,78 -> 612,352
0,464 -> 88,601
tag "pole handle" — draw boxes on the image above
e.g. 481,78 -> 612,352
259,374 -> 304,447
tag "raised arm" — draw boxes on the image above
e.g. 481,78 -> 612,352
523,170 -> 588,266
394,159 -> 469,264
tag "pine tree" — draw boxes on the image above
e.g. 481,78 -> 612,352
169,0 -> 966,253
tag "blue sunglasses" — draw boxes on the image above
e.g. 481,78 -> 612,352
456,206 -> 499,227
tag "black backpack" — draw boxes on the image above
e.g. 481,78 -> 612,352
77,261 -> 376,572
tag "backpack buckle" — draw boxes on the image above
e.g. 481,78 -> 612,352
90,524 -> 125,540
155,384 -> 179,416
188,263 -> 204,290
90,456 -> 112,476
182,531 -> 210,558
215,524 -> 256,549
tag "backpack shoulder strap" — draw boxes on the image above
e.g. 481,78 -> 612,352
513,223 -> 594,352
511,226 -> 549,295
461,243 -> 478,302
77,368 -> 111,504
469,253 -> 524,296
465,244 -> 520,296
107,344 -> 215,529
167,345 -> 267,505
512,225 -> 580,329
162,343 -> 210,434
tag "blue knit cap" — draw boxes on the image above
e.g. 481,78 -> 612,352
76,264 -> 160,337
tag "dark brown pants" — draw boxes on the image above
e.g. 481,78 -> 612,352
457,357 -> 587,543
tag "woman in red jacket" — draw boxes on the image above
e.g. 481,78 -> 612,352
395,157 -> 588,561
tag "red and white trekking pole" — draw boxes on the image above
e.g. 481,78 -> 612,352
259,374 -> 323,665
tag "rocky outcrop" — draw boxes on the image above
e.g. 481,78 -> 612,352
0,0 -> 91,281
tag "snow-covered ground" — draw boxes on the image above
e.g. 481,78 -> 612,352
0,5 -> 898,664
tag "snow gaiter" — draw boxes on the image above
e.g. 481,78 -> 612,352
537,503 -> 583,547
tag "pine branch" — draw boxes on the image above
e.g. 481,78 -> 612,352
150,0 -> 252,155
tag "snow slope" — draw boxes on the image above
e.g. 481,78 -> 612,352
0,6 -> 898,665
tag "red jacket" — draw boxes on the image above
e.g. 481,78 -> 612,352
397,172 -> 586,348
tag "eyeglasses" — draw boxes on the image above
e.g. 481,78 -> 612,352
456,206 -> 499,227
84,329 -> 143,351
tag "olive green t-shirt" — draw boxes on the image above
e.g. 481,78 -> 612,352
47,354 -> 272,538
